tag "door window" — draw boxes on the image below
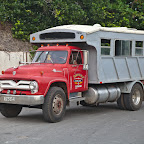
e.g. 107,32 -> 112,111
69,51 -> 82,64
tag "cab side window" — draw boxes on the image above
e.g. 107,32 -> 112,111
69,51 -> 82,64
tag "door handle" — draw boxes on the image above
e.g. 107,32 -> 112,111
72,65 -> 77,67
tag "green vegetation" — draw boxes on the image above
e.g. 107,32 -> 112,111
0,0 -> 144,41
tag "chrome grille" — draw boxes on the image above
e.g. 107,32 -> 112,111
0,80 -> 31,90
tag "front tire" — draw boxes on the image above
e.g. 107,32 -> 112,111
124,83 -> 143,111
42,87 -> 66,123
1,104 -> 22,118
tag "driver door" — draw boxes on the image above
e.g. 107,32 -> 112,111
68,50 -> 88,93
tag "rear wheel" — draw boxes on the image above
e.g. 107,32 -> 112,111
42,87 -> 66,123
117,94 -> 126,110
1,104 -> 22,118
124,83 -> 143,111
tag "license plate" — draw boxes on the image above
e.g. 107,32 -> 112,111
4,97 -> 15,102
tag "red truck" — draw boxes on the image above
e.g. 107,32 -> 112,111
0,24 -> 144,122
0,44 -> 89,122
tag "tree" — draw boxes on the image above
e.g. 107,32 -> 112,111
0,0 -> 143,41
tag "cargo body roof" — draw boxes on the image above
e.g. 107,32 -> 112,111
49,24 -> 144,34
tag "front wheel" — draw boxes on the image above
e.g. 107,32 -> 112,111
1,104 -> 22,118
124,83 -> 143,111
42,87 -> 66,123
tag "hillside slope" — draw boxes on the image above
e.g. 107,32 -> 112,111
0,23 -> 32,52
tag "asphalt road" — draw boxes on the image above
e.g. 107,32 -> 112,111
0,102 -> 144,144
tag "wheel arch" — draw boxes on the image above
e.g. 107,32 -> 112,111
44,81 -> 69,102
118,81 -> 144,94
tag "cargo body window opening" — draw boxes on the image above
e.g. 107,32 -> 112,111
101,39 -> 111,56
115,40 -> 132,56
135,41 -> 143,56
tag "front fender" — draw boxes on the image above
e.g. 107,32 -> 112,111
43,77 -> 69,97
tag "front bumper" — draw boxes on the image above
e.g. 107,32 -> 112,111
0,94 -> 44,105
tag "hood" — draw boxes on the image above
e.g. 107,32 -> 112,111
0,64 -> 64,80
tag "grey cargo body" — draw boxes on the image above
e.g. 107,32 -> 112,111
30,24 -> 144,84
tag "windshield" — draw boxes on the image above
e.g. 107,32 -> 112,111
32,51 -> 68,64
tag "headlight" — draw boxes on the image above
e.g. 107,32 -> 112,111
29,81 -> 38,94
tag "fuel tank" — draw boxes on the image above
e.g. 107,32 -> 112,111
82,85 -> 121,104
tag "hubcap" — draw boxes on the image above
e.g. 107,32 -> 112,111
52,94 -> 63,115
132,89 -> 141,105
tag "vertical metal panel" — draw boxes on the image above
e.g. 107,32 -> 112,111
114,58 -> 130,79
126,57 -> 141,78
101,58 -> 117,81
137,57 -> 144,77
112,58 -> 119,79
132,41 -> 136,56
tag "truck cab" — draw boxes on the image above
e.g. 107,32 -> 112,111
31,45 -> 88,95
0,44 -> 88,122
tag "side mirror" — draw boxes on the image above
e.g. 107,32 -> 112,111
83,50 -> 89,70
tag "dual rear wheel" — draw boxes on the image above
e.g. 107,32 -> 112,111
117,83 -> 143,111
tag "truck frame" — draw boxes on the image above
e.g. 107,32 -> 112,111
0,24 -> 144,122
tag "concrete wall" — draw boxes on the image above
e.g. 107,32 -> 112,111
0,51 -> 31,74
